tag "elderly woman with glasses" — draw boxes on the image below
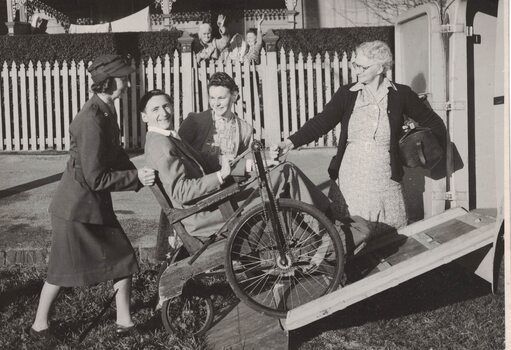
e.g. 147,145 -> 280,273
276,40 -> 446,236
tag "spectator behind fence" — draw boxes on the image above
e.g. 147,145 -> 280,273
275,40 -> 447,237
192,14 -> 230,63
29,54 -> 155,342
222,16 -> 265,64
30,14 -> 48,34
242,16 -> 265,64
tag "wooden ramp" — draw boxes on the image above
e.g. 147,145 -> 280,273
206,299 -> 288,350
286,207 -> 499,330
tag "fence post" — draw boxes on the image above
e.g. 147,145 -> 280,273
262,29 -> 281,145
178,31 -> 194,118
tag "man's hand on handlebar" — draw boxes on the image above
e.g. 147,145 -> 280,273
219,155 -> 233,180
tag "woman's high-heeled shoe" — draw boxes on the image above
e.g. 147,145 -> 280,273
27,326 -> 57,343
115,323 -> 136,337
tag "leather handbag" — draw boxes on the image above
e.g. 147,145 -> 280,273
399,126 -> 443,169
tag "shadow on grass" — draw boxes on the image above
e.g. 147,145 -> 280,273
289,263 -> 496,348
0,279 -> 43,311
0,264 -> 212,349
0,173 -> 62,199
0,191 -> 30,207
0,222 -> 52,250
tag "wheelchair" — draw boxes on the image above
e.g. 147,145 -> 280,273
151,140 -> 346,336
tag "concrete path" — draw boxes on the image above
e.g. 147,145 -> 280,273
0,148 -> 337,265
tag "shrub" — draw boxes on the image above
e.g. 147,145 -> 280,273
274,26 -> 394,58
0,30 -> 182,64
0,26 -> 394,64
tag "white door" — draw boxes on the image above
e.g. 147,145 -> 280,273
467,0 -> 500,209
492,0 -> 506,215
395,3 -> 447,220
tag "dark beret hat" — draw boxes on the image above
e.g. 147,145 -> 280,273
88,54 -> 135,83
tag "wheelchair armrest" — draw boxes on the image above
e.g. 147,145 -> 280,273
169,183 -> 241,223
150,177 -> 242,256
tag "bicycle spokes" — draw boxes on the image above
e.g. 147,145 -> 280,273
225,199 -> 344,318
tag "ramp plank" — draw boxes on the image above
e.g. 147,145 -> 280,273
206,300 -> 288,350
427,219 -> 475,243
397,207 -> 467,237
359,208 -> 467,258
413,232 -> 441,249
286,210 -> 496,330
384,239 -> 429,265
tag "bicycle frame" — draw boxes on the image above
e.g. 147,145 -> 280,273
251,140 -> 289,265
156,140 -> 345,317
187,140 -> 288,265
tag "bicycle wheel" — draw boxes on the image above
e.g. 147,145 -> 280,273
225,198 -> 344,318
161,295 -> 214,337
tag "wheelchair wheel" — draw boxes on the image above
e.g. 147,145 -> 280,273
161,295 -> 214,337
224,198 -> 344,318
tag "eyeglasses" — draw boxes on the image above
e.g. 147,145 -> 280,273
352,62 -> 378,72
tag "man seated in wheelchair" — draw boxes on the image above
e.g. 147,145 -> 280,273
141,88 -> 333,260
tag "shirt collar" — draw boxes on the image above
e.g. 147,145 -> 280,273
349,77 -> 397,92
147,126 -> 179,139
212,110 -> 235,123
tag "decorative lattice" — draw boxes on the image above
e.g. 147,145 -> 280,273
151,11 -> 211,25
76,18 -> 93,25
244,9 -> 287,21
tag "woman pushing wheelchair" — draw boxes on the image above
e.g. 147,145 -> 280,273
30,55 -> 155,343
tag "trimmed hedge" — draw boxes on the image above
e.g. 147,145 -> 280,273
0,30 -> 182,64
274,26 -> 394,58
0,26 -> 394,64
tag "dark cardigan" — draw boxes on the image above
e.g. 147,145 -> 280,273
288,82 -> 446,182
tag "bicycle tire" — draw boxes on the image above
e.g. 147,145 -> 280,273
224,198 -> 344,318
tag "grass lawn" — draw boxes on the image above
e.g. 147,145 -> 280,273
0,152 -> 505,349
293,262 -> 505,350
0,257 -> 504,349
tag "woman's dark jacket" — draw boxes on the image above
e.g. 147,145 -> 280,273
288,82 -> 446,182
49,95 -> 142,225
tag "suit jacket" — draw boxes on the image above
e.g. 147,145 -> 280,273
178,109 -> 253,175
288,83 -> 447,182
144,130 -> 225,237
49,95 -> 141,224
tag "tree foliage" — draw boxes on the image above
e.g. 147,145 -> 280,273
359,0 -> 449,23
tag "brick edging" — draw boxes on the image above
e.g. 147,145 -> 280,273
0,246 -> 157,267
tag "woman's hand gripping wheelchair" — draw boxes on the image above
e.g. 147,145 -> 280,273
150,140 -> 345,336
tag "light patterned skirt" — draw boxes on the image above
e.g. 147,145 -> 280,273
330,142 -> 407,236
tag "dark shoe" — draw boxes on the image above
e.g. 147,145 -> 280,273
27,326 -> 57,343
115,324 -> 136,337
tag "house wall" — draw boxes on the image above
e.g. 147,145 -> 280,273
301,0 -> 389,28
4,0 -> 391,34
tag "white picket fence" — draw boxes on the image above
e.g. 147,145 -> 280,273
0,48 -> 362,152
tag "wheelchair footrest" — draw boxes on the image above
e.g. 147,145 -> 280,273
158,239 -> 226,305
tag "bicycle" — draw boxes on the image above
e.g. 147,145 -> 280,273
151,140 -> 345,335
